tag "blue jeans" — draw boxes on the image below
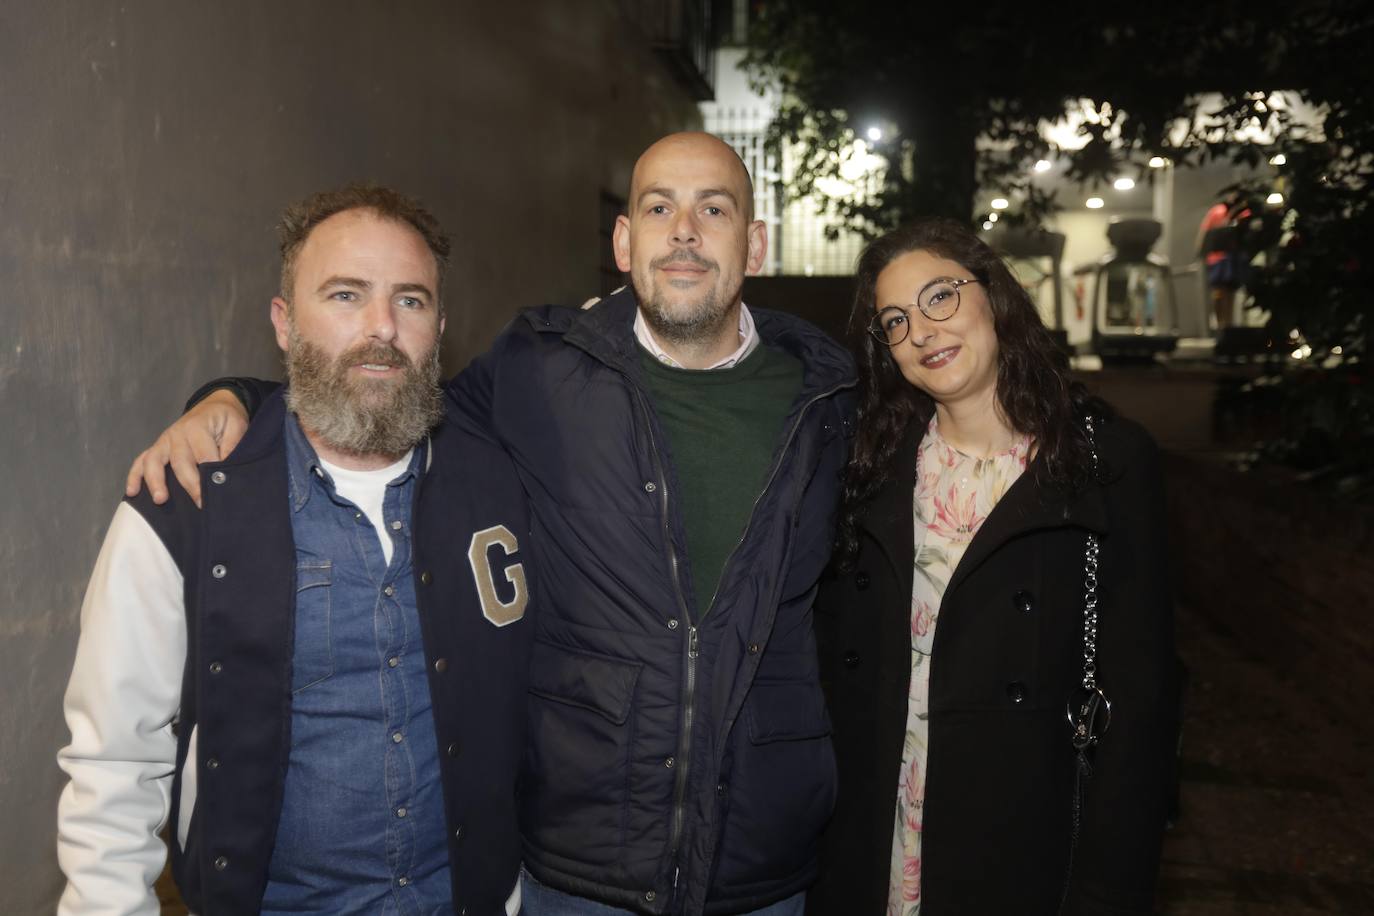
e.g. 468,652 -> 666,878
519,868 -> 805,916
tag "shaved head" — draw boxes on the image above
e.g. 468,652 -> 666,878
629,132 -> 755,221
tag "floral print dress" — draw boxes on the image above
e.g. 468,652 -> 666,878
887,416 -> 1031,916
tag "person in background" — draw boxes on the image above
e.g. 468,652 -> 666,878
808,219 -> 1177,916
1197,190 -> 1252,332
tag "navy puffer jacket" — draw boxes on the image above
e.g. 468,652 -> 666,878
449,288 -> 856,915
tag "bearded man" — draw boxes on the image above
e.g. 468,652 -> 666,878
56,185 -> 532,916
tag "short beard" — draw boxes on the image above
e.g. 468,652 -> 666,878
284,327 -> 443,460
635,250 -> 736,347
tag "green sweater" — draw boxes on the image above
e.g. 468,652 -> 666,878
640,342 -> 803,618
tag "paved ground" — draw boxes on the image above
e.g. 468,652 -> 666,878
1157,602 -> 1374,915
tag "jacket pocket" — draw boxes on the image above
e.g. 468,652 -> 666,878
292,562 -> 333,693
714,677 -> 836,891
523,639 -> 643,867
745,680 -> 833,743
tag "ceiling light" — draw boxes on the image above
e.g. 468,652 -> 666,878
990,198 -> 1009,210
1113,177 -> 1135,191
1086,197 -> 1104,209
1148,156 -> 1167,168
1267,192 -> 1284,205
988,212 -> 999,222
866,126 -> 883,142
982,221 -> 994,231
1270,153 -> 1286,166
1034,159 -> 1052,172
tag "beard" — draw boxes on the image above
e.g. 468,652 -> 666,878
284,326 -> 443,460
634,250 -> 738,346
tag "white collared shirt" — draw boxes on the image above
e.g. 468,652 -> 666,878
632,303 -> 760,370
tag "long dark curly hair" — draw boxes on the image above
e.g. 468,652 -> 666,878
836,218 -> 1104,568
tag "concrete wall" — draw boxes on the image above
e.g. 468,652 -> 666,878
0,2 -> 699,910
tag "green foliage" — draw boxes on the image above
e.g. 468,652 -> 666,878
744,1 -> 1374,483
743,1 -> 1355,229
1245,82 -> 1374,484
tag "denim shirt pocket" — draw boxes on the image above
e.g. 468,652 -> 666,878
292,561 -> 334,693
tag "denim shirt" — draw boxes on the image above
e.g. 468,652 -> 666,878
262,414 -> 451,915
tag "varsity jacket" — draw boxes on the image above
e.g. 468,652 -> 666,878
56,390 -> 533,915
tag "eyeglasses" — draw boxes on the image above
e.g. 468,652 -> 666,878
868,277 -> 981,346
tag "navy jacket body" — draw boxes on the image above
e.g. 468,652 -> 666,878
450,289 -> 857,915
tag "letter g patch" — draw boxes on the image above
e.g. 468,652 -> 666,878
467,525 -> 528,627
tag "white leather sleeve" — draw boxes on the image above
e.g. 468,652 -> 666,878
57,502 -> 187,916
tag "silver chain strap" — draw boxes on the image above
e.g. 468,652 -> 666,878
1081,534 -> 1100,691
1081,414 -> 1100,692
1067,414 -> 1110,750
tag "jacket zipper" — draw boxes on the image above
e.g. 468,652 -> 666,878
669,380 -> 850,898
630,388 -> 698,889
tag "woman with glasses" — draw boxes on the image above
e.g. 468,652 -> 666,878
808,219 -> 1177,916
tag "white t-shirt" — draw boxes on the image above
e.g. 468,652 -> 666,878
318,451 -> 413,566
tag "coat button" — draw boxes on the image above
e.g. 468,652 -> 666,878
210,470 -> 226,485
843,650 -> 861,669
447,742 -> 460,758
420,571 -> 432,585
1006,681 -> 1028,703
716,782 -> 727,797
747,643 -> 760,654
206,758 -> 220,770
433,658 -> 448,673
644,481 -> 657,493
855,572 -> 871,590
208,661 -> 223,675
644,890 -> 656,903
211,564 -> 227,579
1012,589 -> 1035,613
213,856 -> 228,871
454,825 -> 464,842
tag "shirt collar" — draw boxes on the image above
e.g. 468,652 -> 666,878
284,411 -> 426,513
632,303 -> 759,370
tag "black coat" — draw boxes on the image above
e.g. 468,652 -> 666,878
809,415 -> 1178,916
